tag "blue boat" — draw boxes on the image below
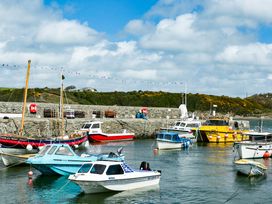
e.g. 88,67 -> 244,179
26,144 -> 124,176
155,131 -> 192,150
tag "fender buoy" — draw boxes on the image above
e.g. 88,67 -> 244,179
29,103 -> 37,114
263,151 -> 270,158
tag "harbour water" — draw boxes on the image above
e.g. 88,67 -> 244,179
1,119 -> 272,203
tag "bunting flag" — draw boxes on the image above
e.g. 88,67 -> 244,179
0,62 -> 183,88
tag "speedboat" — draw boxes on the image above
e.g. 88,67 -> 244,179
234,159 -> 267,176
81,121 -> 135,142
68,160 -> 161,194
26,144 -> 124,176
155,131 -> 192,150
233,131 -> 272,159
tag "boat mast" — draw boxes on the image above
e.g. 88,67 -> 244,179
60,70 -> 65,136
19,60 -> 31,137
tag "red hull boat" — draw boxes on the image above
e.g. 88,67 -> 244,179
81,121 -> 135,142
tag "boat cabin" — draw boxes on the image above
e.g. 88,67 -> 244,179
156,132 -> 181,142
76,161 -> 134,175
81,121 -> 103,134
38,144 -> 77,157
170,120 -> 201,131
203,117 -> 250,130
244,132 -> 272,142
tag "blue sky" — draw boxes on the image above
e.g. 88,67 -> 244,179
1,0 -> 272,98
44,0 -> 158,37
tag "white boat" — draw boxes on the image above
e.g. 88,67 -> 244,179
0,152 -> 35,166
155,131 -> 191,150
234,159 -> 267,176
68,160 -> 161,194
233,131 -> 272,159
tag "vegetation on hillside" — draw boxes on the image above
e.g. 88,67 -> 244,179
0,88 -> 271,116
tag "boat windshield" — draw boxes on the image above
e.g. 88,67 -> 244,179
90,164 -> 106,174
81,123 -> 91,129
204,120 -> 228,126
55,146 -> 74,156
175,122 -> 182,126
106,164 -> 124,175
38,145 -> 51,156
78,163 -> 93,173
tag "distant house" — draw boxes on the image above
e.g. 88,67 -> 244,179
78,87 -> 97,92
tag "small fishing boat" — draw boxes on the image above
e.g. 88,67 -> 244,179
81,121 -> 135,142
234,159 -> 267,176
26,143 -> 124,176
155,131 -> 192,150
68,160 -> 161,194
0,152 -> 35,166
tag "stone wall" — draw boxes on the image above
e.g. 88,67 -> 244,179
0,118 -> 177,139
0,102 -> 181,119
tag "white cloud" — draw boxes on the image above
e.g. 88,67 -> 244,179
36,20 -> 100,45
1,0 -> 272,97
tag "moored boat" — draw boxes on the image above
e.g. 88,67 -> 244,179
26,143 -> 124,176
234,159 -> 267,176
68,160 -> 161,194
192,117 -> 250,143
233,131 -> 272,159
81,121 -> 135,142
155,131 -> 192,150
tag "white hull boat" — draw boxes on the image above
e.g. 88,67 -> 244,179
233,132 -> 272,159
69,161 -> 161,194
156,140 -> 183,150
234,159 -> 267,176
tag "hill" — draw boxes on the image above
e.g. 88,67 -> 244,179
0,88 -> 271,116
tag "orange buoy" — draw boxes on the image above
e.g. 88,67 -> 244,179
263,151 -> 270,158
27,178 -> 33,186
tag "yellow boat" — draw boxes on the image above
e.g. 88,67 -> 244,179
192,117 -> 250,143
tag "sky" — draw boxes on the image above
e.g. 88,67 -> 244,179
1,0 -> 272,98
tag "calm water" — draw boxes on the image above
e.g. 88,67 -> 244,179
1,119 -> 272,204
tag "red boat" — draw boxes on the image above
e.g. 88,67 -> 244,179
81,121 -> 135,142
0,133 -> 88,150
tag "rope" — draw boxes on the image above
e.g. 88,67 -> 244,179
224,189 -> 239,203
55,179 -> 71,194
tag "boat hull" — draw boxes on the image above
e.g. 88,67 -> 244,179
71,174 -> 161,194
234,141 -> 272,159
234,159 -> 267,176
194,126 -> 248,143
88,133 -> 134,142
156,140 -> 183,150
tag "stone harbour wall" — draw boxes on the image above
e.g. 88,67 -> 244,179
0,102 -> 182,138
0,118 -> 177,139
0,102 -> 181,119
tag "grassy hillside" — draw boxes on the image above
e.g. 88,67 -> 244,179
0,88 -> 271,116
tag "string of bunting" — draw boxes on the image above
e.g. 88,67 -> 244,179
0,63 -> 183,86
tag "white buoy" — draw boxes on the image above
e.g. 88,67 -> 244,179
84,140 -> 90,147
26,144 -> 33,151
28,170 -> 33,179
74,144 -> 79,149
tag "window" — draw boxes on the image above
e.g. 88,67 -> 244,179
106,165 -> 124,175
90,164 -> 106,174
82,123 -> 91,129
78,163 -> 93,173
38,145 -> 51,156
48,146 -> 57,155
92,123 -> 100,129
55,146 -> 73,156
165,134 -> 172,140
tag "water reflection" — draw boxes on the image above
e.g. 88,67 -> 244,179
71,185 -> 160,204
